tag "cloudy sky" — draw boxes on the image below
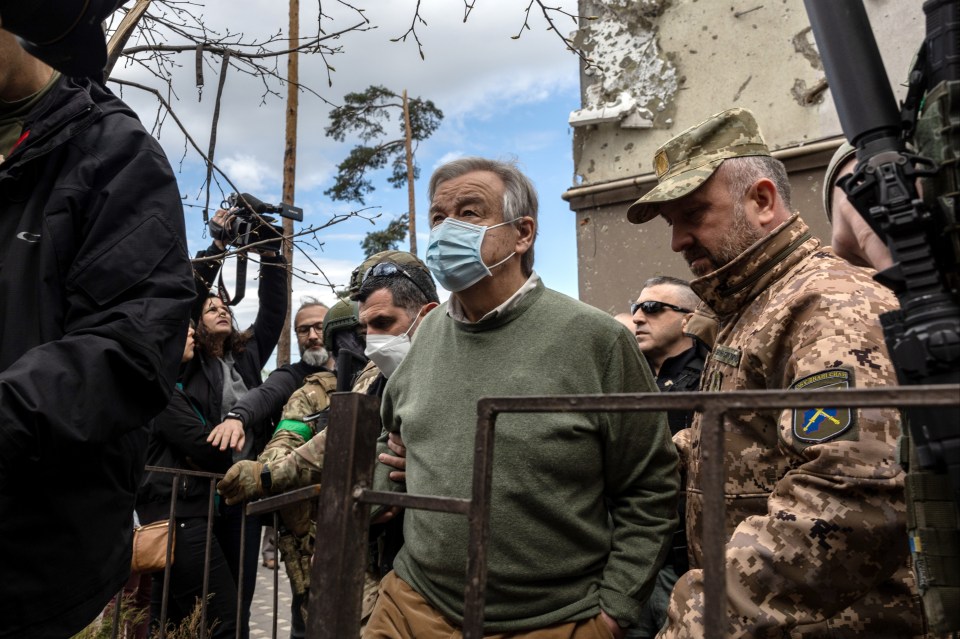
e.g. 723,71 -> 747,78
109,0 -> 583,356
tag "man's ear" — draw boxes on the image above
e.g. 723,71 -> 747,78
514,216 -> 536,256
748,178 -> 779,227
421,301 -> 439,316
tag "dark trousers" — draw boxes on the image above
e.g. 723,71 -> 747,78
151,516 -> 239,639
217,503 -> 261,638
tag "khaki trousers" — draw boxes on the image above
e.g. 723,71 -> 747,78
362,571 -> 615,639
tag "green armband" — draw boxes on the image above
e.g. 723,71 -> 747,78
274,419 -> 314,442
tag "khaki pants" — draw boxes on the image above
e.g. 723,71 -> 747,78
362,571 -> 615,639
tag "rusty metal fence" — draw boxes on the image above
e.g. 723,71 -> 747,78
113,384 -> 959,639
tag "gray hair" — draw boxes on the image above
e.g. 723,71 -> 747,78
639,275 -> 700,310
722,155 -> 793,211
428,157 -> 539,276
297,297 -> 328,315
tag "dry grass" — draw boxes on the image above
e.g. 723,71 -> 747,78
71,595 -> 218,639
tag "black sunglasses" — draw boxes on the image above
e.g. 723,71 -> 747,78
630,300 -> 693,316
359,262 -> 431,299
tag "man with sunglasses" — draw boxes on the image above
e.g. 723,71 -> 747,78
631,277 -> 706,413
628,108 -> 921,637
364,158 -> 679,639
628,277 -> 706,639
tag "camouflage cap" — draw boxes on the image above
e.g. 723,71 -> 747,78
627,107 -> 771,224
822,141 -> 857,223
348,250 -> 437,301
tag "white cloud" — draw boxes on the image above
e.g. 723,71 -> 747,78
219,154 -> 280,193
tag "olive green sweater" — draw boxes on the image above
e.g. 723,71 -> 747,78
377,281 -> 680,632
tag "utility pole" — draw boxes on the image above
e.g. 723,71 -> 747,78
402,89 -> 417,255
277,0 -> 300,367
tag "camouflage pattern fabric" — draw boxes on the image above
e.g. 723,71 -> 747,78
348,250 -> 433,297
658,215 -> 926,638
627,108 -> 771,224
261,364 -> 385,634
279,370 -> 338,424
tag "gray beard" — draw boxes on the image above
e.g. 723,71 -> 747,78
301,347 -> 329,368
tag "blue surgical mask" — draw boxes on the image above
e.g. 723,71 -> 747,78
425,218 -> 518,292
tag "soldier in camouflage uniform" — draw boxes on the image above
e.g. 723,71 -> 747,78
218,250 -> 440,630
627,108 -> 925,637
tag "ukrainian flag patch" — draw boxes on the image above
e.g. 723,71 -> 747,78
790,369 -> 856,444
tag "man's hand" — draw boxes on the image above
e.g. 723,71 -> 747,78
217,460 -> 265,505
378,432 -> 407,482
207,418 -> 246,452
601,610 -> 625,639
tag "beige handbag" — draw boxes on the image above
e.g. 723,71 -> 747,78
131,520 -> 175,573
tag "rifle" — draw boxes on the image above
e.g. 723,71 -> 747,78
803,0 -> 959,496
803,2 -> 960,631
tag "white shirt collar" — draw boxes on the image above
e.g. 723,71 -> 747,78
447,271 -> 541,324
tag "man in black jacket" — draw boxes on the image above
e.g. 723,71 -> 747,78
0,29 -> 194,639
628,275 -> 706,639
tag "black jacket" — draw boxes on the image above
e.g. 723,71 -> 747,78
180,243 -> 287,457
0,77 -> 194,638
137,386 -> 234,523
656,338 -> 709,434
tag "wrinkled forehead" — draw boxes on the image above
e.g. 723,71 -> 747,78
430,171 -> 505,210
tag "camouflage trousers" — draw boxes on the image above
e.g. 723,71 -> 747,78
276,527 -> 381,631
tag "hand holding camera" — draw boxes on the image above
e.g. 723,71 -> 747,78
210,193 -> 304,257
209,208 -> 239,250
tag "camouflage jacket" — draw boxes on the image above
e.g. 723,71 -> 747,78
659,215 -> 924,638
260,363 -> 382,490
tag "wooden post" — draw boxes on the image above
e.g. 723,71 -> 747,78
402,90 -> 417,256
277,0 -> 300,367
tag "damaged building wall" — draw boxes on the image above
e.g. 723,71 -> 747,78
565,0 -> 925,313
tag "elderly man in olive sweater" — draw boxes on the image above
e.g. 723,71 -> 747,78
363,157 -> 680,639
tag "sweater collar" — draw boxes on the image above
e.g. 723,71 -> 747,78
691,214 -> 817,319
447,271 -> 541,324
451,277 -> 546,332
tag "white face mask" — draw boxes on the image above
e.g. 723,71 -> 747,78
363,310 -> 421,378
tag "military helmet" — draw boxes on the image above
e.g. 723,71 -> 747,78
822,142 -> 857,223
322,298 -> 359,347
348,250 -> 438,302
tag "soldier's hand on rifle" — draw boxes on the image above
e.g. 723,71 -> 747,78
218,460 -> 266,505
378,432 -> 407,483
209,208 -> 238,250
207,417 -> 246,452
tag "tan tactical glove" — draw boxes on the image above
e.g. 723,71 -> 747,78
217,460 -> 265,505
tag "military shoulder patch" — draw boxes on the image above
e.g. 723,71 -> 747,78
712,344 -> 741,368
790,369 -> 857,445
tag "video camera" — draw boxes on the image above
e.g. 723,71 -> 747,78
222,192 -> 303,254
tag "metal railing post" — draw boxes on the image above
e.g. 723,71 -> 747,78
306,392 -> 382,638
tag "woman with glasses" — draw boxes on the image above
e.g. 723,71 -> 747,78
178,208 -> 288,639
